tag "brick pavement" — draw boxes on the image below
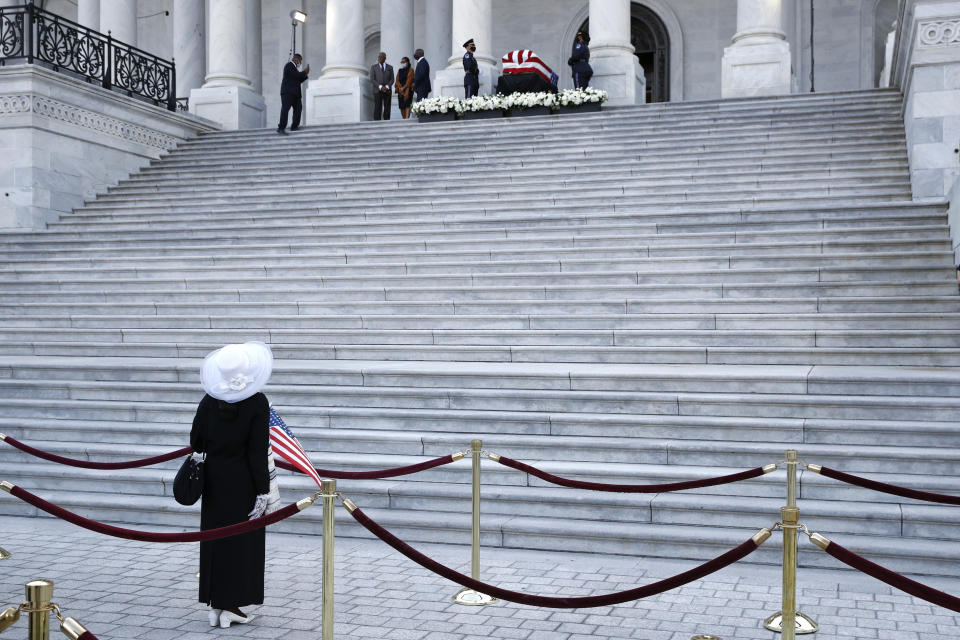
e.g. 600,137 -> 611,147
1,515 -> 959,640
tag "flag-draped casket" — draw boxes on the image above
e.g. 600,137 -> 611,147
497,49 -> 558,95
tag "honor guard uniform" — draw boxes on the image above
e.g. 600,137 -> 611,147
569,31 -> 593,89
463,38 -> 480,98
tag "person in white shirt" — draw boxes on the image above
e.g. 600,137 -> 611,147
369,52 -> 395,120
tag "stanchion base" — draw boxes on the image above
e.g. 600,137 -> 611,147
764,611 -> 819,634
0,547 -> 10,560
452,588 -> 498,606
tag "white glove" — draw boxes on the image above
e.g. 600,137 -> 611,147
248,493 -> 269,520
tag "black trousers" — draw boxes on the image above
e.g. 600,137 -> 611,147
573,70 -> 592,89
278,94 -> 302,130
373,90 -> 391,120
464,80 -> 479,98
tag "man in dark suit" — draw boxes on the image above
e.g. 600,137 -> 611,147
278,53 -> 309,135
462,38 -> 479,98
413,48 -> 431,101
370,51 -> 394,120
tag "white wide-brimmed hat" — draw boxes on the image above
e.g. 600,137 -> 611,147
201,342 -> 273,403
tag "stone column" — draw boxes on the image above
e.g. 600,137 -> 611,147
305,0 -> 373,124
721,0 -> 792,97
173,0 -> 205,98
100,0 -> 137,45
189,0 -> 266,129
381,0 -> 414,117
588,0 -> 645,105
77,0 -> 99,31
424,0 -> 451,95
246,0 -> 263,94
434,0 -> 495,98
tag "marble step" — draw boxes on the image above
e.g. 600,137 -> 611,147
0,223 -> 946,255
0,295 -> 956,317
3,341 -> 960,366
165,128 -> 906,166
1,249 -> 951,278
102,160 -> 910,199
1,264 -> 951,292
177,108 -> 905,151
117,149 -> 908,190
0,357 -> 959,398
3,311 -> 960,332
83,170 -> 911,211
5,424 -> 960,476
139,140 -> 908,181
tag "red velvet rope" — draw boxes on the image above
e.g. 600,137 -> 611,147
6,485 -> 303,543
275,454 -> 456,479
495,456 -> 767,493
2,436 -> 192,470
816,466 -> 960,505
822,539 -> 960,613
78,631 -> 98,640
3,435 -> 456,479
348,504 -> 762,608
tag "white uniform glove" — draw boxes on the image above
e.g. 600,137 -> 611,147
248,493 -> 269,520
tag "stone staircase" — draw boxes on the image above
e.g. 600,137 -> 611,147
3,88 -> 960,577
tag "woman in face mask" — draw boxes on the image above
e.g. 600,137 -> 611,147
395,56 -> 415,119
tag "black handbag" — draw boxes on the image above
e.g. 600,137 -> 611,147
173,453 -> 204,506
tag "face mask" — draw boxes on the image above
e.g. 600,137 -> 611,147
402,63 -> 409,68
469,46 -> 476,52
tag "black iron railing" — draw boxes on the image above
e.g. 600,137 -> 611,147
0,3 -> 176,111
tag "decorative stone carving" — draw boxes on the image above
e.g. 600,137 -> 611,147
918,19 -> 960,48
0,93 -> 179,149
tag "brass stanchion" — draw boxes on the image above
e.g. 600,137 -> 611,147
321,479 -> 336,640
453,440 -> 496,606
25,579 -> 54,640
764,450 -> 818,636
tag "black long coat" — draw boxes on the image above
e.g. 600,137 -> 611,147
190,392 -> 270,609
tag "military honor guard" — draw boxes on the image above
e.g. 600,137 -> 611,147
569,30 -> 593,89
462,38 -> 480,98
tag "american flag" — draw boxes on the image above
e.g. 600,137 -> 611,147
501,49 -> 556,84
269,407 -> 322,488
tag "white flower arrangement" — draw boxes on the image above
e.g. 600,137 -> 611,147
501,91 -> 558,111
412,95 -> 465,116
413,87 -> 607,119
557,87 -> 608,106
462,94 -> 506,112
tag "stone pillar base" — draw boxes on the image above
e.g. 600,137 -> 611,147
590,53 -> 646,106
189,84 -> 266,130
434,64 -> 496,99
304,76 -> 374,125
721,39 -> 792,98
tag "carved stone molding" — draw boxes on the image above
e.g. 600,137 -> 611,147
0,93 -> 178,149
918,19 -> 960,48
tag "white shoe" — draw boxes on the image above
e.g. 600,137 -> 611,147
219,610 -> 254,629
208,609 -> 222,627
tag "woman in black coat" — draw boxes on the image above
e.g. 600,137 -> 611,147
569,30 -> 593,89
192,342 -> 274,629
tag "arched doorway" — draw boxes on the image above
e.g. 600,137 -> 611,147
577,3 -> 670,103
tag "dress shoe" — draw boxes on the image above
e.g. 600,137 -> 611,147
208,608 -> 222,627
277,128 -> 288,135
219,610 -> 255,628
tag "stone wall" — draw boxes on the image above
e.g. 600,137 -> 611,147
0,65 -> 217,229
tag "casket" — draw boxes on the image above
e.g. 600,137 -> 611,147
497,49 -> 558,95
